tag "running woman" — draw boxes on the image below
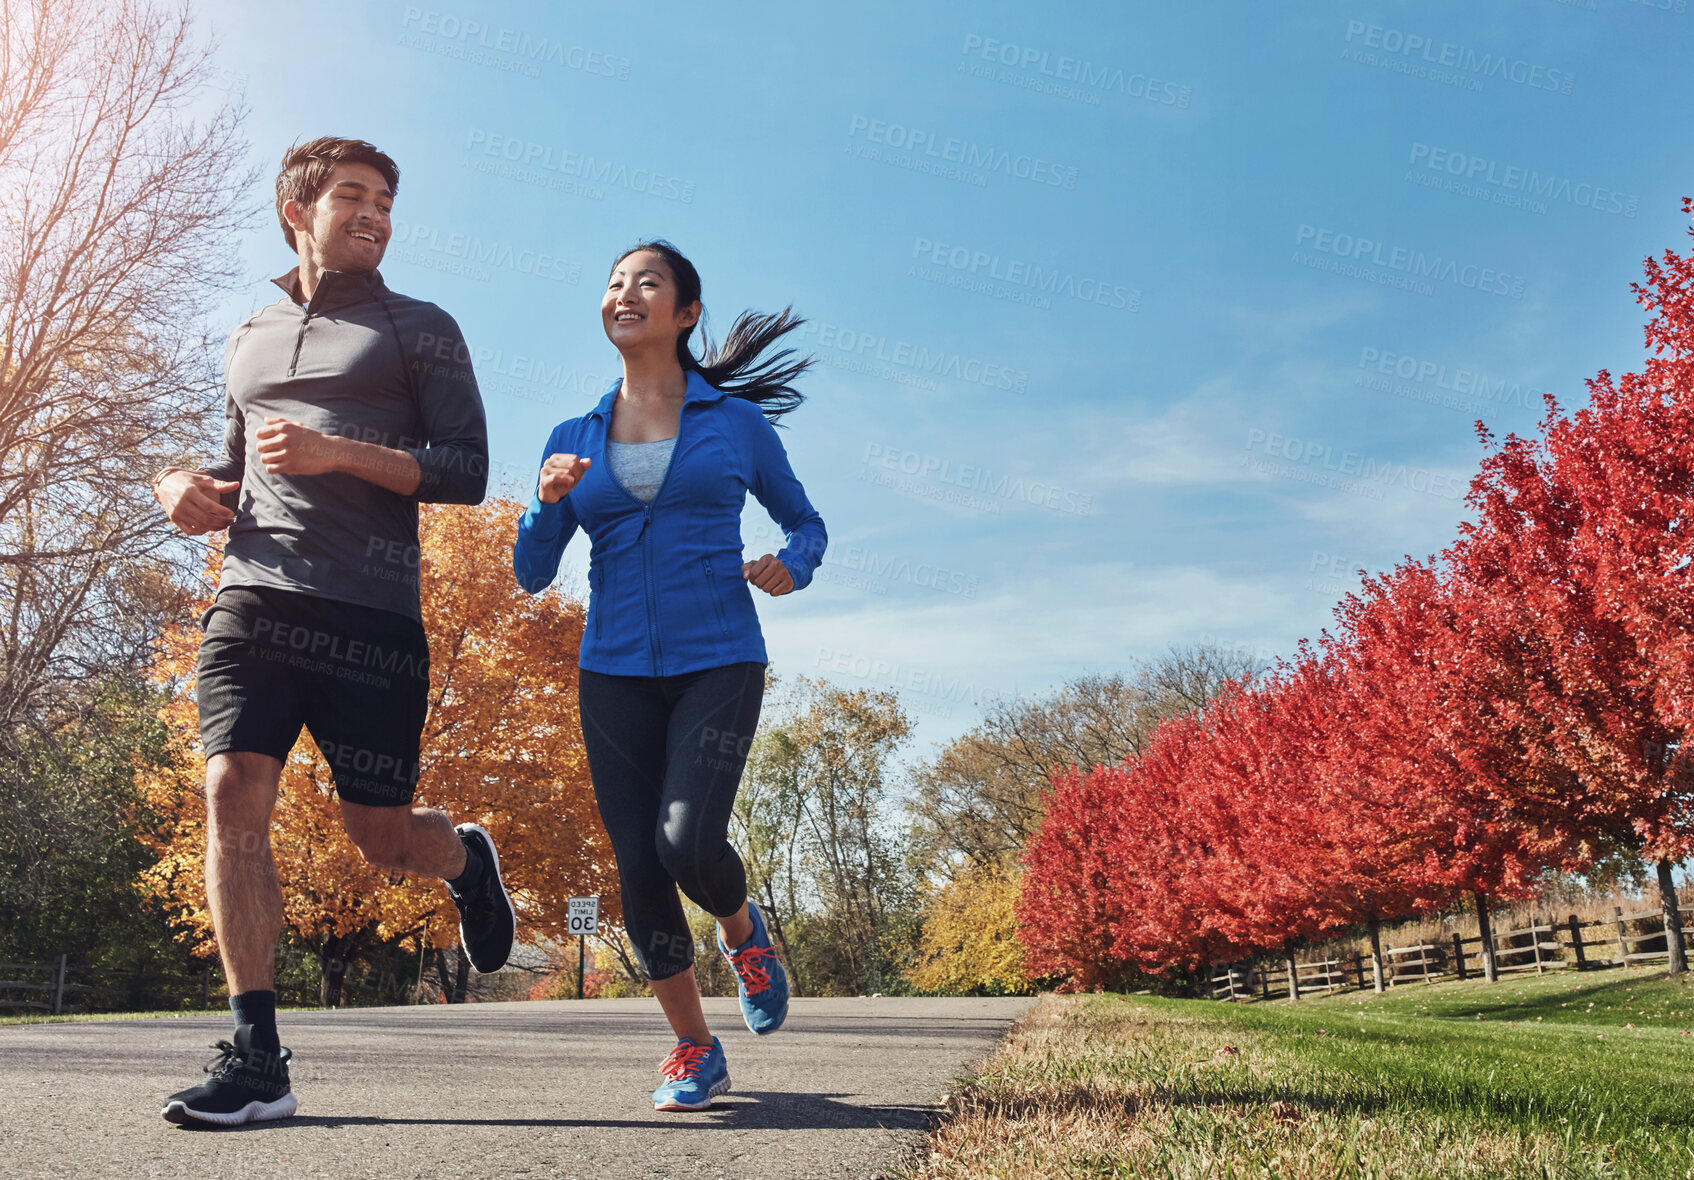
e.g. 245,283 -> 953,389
513,239 -> 827,1111
150,138 -> 517,1127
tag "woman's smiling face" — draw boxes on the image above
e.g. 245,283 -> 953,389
603,248 -> 700,353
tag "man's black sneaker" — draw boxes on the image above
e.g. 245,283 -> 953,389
449,822 -> 515,973
160,1025 -> 296,1127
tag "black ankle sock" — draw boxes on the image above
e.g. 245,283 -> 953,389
447,842 -> 484,894
231,990 -> 279,1051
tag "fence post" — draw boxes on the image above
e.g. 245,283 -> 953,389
1532,915 -> 1545,974
1615,905 -> 1628,965
1568,913 -> 1586,970
1476,893 -> 1498,983
1352,950 -> 1365,990
1368,918 -> 1385,994
1258,965 -> 1270,1001
1453,933 -> 1467,982
52,954 -> 67,1015
1659,858 -> 1688,976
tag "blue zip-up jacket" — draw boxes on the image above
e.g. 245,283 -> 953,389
512,371 -> 827,676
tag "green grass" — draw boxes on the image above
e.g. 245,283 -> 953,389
1178,967 -> 1694,1161
902,968 -> 1694,1179
0,1006 -> 295,1028
1309,963 -> 1694,1027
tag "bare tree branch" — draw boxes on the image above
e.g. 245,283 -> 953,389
0,0 -> 253,741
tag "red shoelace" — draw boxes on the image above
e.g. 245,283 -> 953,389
660,1040 -> 714,1081
725,941 -> 783,996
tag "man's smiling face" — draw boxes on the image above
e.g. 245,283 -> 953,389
287,161 -> 393,274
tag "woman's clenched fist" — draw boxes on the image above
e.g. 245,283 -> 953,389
539,454 -> 592,503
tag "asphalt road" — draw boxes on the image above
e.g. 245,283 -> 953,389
1,996 -> 1034,1179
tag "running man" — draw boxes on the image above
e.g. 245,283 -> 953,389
513,239 -> 827,1111
150,137 -> 515,1127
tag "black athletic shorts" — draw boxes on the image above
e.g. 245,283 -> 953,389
195,586 -> 430,807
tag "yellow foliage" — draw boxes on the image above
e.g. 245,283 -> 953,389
133,499 -> 615,959
906,861 -> 1035,996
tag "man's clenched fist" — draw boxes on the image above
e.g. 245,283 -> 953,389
539,453 -> 592,504
256,417 -> 343,475
156,471 -> 240,536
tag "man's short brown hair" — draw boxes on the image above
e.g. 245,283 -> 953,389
275,137 -> 400,250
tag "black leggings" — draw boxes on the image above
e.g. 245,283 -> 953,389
577,661 -> 766,980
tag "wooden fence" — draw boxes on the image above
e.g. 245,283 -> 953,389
1208,953 -> 1370,1001
0,957 -> 315,1016
1292,958 -> 1350,996
0,956 -> 68,1014
1208,902 -> 1692,1001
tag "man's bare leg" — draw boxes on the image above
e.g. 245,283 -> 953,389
162,752 -> 297,1127
337,799 -> 468,878
338,798 -> 514,975
204,752 -> 285,996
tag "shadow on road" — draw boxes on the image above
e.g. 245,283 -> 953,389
180,1091 -> 932,1133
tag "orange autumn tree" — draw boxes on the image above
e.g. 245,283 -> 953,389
137,498 -> 614,1005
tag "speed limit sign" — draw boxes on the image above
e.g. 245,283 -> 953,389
567,896 -> 599,936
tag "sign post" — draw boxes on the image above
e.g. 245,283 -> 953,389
567,896 -> 599,1000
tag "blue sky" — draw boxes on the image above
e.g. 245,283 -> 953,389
196,0 -> 1694,755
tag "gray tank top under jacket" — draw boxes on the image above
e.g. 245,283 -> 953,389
605,436 -> 677,505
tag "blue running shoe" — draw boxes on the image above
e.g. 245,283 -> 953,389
718,901 -> 789,1035
652,1036 -> 730,1111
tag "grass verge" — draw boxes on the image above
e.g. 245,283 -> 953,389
0,1007 -> 273,1028
896,967 -> 1694,1179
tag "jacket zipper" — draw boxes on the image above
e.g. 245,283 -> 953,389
289,310 -> 310,376
290,276 -> 331,376
702,557 -> 729,637
617,402 -> 689,677
592,565 -> 602,639
642,505 -> 660,674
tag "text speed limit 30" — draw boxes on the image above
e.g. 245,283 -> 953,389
567,896 -> 599,936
